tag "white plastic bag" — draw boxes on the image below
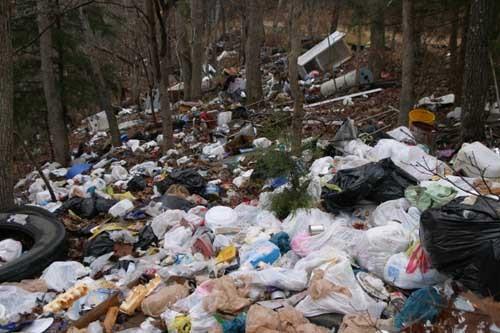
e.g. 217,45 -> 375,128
151,210 -> 187,239
0,286 -> 44,323
205,206 -> 238,231
163,226 -> 193,253
111,165 -> 129,181
295,247 -> 350,274
41,261 -> 90,292
282,208 -> 336,238
291,216 -> 363,257
295,256 -> 384,318
355,222 -> 410,278
310,157 -> 334,176
384,252 -> 446,289
232,267 -> 308,291
0,239 -> 22,264
108,199 -> 134,218
454,141 -> 500,179
370,198 -> 414,227
253,137 -> 272,149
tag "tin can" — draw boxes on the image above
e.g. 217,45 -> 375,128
309,225 -> 325,235
271,290 -> 286,300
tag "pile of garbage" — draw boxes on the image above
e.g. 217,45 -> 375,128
3,35 -> 500,333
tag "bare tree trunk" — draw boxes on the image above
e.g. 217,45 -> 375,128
79,8 -> 121,147
219,0 -> 226,38
307,2 -> 314,37
190,0 -> 203,99
449,7 -> 459,79
146,0 -> 161,85
240,3 -> 247,66
461,0 -> 495,142
456,4 -> 469,102
37,0 -> 69,166
175,5 -> 192,100
245,0 -> 264,104
289,0 -> 304,154
368,1 -> 385,80
330,1 -> 341,33
399,0 -> 415,126
0,0 -> 14,210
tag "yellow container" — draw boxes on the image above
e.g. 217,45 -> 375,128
409,108 -> 436,127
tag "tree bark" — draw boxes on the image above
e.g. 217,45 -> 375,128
245,0 -> 264,104
190,0 -> 204,99
368,1 -> 385,80
0,0 -> 15,210
399,0 -> 415,126
37,0 -> 70,166
175,4 -> 192,100
146,0 -> 162,85
449,7 -> 459,81
456,4 -> 469,103
461,0 -> 495,142
79,8 -> 121,147
289,0 -> 304,154
330,1 -> 341,33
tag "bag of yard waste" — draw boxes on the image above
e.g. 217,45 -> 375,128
295,254 -> 385,318
421,196 -> 500,299
322,158 -> 417,212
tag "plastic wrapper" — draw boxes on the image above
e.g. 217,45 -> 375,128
322,158 -> 417,212
41,261 -> 90,292
420,197 -> 500,299
295,247 -> 350,274
239,240 -> 280,268
355,222 -> 410,278
295,256 -> 385,318
163,226 -> 193,253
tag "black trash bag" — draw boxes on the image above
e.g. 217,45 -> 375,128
134,225 -> 158,250
84,232 -> 115,258
168,169 -> 206,195
127,175 -> 147,192
421,197 -> 500,299
154,178 -> 175,195
58,195 -> 117,219
322,158 -> 418,212
153,195 -> 194,212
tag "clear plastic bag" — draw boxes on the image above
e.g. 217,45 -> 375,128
41,261 -> 90,292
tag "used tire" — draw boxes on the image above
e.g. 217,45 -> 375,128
0,205 -> 67,282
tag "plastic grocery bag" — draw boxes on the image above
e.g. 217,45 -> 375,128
384,252 -> 446,289
0,286 -> 44,323
405,183 -> 457,211
295,256 -> 385,318
454,142 -> 500,179
310,157 -> 334,176
421,197 -> 500,299
291,222 -> 363,258
370,198 -> 412,227
163,226 -> 193,253
282,208 -> 337,238
355,222 -> 410,278
295,247 -> 350,274
41,261 -> 90,292
151,210 -> 189,239
232,267 -> 308,291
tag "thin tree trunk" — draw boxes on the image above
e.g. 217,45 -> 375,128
272,0 -> 283,31
289,0 -> 304,154
79,8 -> 121,147
369,1 -> 385,80
330,1 -> 341,33
461,0 -> 495,142
146,0 -> 161,85
240,4 -> 247,66
190,0 -> 203,99
37,0 -> 69,166
449,7 -> 459,81
456,4 -> 469,102
245,0 -> 264,104
175,5 -> 192,100
220,0 -> 226,38
307,2 -> 314,37
399,0 -> 415,126
0,0 -> 15,210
